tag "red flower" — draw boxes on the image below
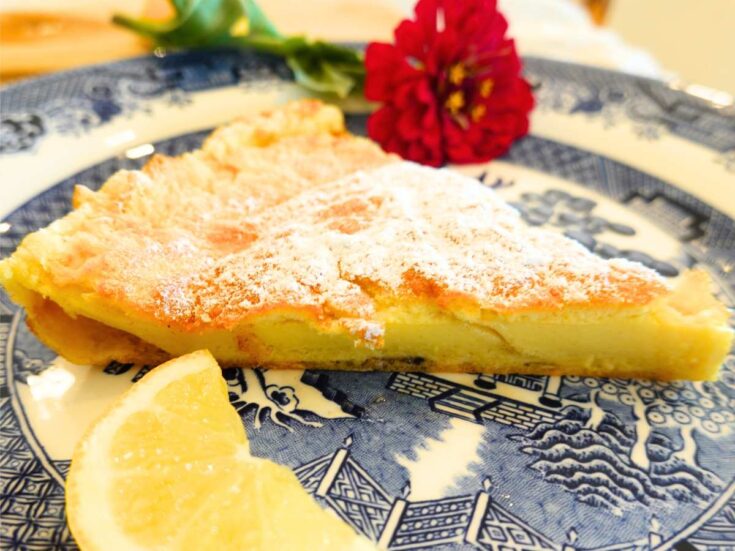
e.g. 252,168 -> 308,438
364,0 -> 534,167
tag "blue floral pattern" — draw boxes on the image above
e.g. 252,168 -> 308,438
1,52 -> 734,550
0,49 -> 291,154
527,58 -> 735,155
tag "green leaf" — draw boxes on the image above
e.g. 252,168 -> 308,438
239,34 -> 290,56
114,0 -> 366,96
170,0 -> 189,12
243,0 -> 280,38
113,0 -> 280,47
287,57 -> 355,98
283,39 -> 365,97
242,35 -> 365,96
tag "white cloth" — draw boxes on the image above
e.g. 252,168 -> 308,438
499,0 -> 666,79
387,0 -> 666,79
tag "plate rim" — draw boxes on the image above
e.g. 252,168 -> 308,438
1,47 -> 732,136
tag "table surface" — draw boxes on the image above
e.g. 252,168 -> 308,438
0,0 -> 664,83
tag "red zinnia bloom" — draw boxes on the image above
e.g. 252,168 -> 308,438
364,0 -> 534,167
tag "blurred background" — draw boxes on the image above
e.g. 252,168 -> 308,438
1,0 -> 733,96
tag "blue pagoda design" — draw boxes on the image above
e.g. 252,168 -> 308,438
291,435 -> 698,551
386,372 -> 566,430
294,435 -> 557,550
685,499 -> 735,550
295,436 -> 393,542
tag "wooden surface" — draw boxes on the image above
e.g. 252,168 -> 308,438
0,11 -> 149,80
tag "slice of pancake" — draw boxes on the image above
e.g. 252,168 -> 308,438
1,101 -> 731,379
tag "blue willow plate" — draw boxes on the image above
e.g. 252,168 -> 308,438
1,49 -> 734,550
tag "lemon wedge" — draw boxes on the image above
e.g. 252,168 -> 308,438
65,350 -> 374,550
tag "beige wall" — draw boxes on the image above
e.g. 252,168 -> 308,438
607,0 -> 735,93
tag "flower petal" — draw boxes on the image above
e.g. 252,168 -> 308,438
365,42 -> 422,101
364,0 -> 533,166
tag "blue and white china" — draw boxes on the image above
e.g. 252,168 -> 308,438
1,49 -> 734,550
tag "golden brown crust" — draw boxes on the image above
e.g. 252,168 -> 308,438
25,296 -> 169,367
3,100 -> 394,332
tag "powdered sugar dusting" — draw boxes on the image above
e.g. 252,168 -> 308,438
340,319 -> 385,349
177,162 -> 666,337
34,158 -> 667,343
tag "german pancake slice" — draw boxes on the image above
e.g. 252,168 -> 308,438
1,100 -> 731,379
